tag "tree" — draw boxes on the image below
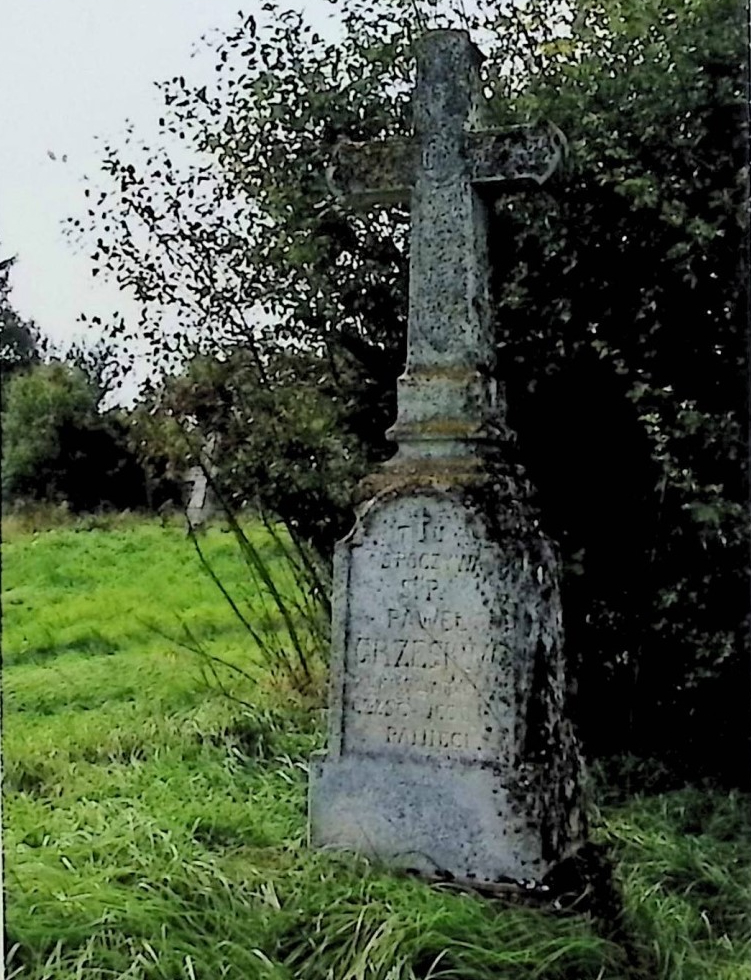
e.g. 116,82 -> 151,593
60,335 -> 126,403
76,0 -> 749,781
0,254 -> 42,405
129,342 -> 371,552
2,362 -> 148,511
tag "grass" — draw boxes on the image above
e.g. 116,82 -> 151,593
3,515 -> 750,979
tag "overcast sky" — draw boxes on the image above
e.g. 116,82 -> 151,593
0,0 -> 341,398
2,1 -> 492,404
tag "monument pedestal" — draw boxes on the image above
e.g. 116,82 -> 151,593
310,469 -> 584,884
312,756 -> 556,881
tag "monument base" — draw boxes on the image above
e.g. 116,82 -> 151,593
311,754 -> 562,883
309,473 -> 584,884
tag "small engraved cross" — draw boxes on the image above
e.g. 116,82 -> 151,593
417,508 -> 431,543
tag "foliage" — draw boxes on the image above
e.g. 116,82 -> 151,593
124,396 -> 187,512
56,334 -> 129,403
132,343 -> 374,551
182,511 -> 330,698
481,0 -> 750,780
3,362 -> 98,502
1,362 -> 148,511
4,519 -> 750,979
0,254 -> 43,406
73,0 -> 750,779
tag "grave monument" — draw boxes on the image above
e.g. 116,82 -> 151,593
309,30 -> 584,885
185,432 -> 219,530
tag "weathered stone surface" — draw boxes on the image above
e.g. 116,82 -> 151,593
309,29 -> 585,885
310,482 -> 583,881
185,433 -> 219,529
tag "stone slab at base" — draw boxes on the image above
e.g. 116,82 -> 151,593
310,754 -> 549,883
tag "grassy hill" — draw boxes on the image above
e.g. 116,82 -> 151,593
3,514 -> 750,979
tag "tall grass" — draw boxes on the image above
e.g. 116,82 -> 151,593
186,508 -> 329,698
3,517 -> 750,980
181,431 -> 330,698
603,789 -> 751,980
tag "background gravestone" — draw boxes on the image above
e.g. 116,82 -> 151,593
185,432 -> 219,530
309,30 -> 585,884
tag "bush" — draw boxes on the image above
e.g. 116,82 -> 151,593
2,362 -> 148,512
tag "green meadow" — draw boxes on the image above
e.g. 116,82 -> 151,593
3,515 -> 750,979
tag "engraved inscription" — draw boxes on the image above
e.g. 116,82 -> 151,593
352,634 -> 509,671
342,499 -> 515,763
380,551 -> 480,573
386,726 -> 470,750
388,608 -> 465,631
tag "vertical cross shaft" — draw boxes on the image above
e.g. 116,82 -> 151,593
392,32 -> 500,458
408,32 -> 491,371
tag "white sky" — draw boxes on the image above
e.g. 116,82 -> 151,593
0,1 -> 489,404
0,0 -> 339,400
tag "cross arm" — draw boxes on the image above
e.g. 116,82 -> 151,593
468,123 -> 567,188
326,137 -> 417,207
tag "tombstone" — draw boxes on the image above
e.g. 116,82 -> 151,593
308,31 -> 585,886
185,433 -> 220,530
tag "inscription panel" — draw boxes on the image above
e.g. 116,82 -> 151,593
342,497 -> 516,763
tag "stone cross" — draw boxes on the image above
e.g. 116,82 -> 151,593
328,30 -> 565,456
310,30 -> 584,888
